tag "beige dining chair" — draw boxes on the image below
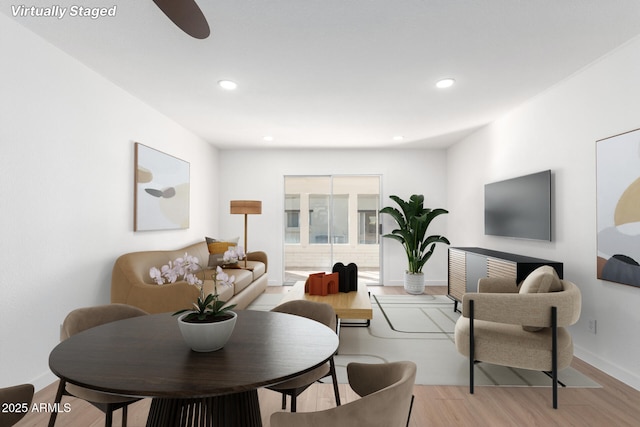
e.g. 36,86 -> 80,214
268,300 -> 341,412
270,361 -> 416,427
48,303 -> 148,427
0,383 -> 34,426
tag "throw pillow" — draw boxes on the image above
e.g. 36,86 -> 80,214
519,265 -> 562,294
519,265 -> 563,331
205,236 -> 239,247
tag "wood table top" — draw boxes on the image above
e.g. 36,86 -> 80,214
49,310 -> 338,399
280,281 -> 373,320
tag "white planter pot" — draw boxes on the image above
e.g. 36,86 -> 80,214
177,311 -> 237,352
404,272 -> 425,295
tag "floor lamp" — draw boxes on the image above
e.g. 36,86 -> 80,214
230,200 -> 262,267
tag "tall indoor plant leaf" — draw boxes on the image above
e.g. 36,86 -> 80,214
380,194 -> 450,274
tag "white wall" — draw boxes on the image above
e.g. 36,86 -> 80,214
447,36 -> 640,390
217,149 -> 449,287
0,15 -> 220,390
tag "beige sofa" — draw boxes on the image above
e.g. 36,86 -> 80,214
111,241 -> 268,314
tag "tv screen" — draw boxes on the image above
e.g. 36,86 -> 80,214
484,170 -> 552,241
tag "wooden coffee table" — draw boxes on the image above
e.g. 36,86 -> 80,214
280,281 -> 373,327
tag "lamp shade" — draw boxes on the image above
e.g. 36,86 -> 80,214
230,200 -> 262,215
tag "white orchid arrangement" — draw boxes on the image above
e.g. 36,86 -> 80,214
223,246 -> 245,264
150,253 -> 236,322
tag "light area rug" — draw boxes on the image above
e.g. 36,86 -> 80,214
247,292 -> 600,388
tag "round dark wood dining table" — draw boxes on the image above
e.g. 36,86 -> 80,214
49,310 -> 339,426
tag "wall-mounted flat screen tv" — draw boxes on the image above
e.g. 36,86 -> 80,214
484,170 -> 552,241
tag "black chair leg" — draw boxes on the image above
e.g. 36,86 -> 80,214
329,357 -> 341,406
280,393 -> 287,410
291,395 -> 297,412
469,299 -> 475,395
552,306 -> 558,409
122,405 -> 128,427
406,395 -> 415,427
48,380 -> 66,427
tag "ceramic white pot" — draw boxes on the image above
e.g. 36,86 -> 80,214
404,271 -> 425,295
177,311 -> 237,352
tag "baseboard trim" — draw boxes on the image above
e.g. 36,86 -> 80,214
574,345 -> 640,391
30,370 -> 57,392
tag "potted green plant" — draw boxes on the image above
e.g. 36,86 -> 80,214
380,194 -> 450,294
150,253 -> 237,352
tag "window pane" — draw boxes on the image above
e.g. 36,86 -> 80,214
332,194 -> 349,244
284,195 -> 300,243
358,194 -> 379,244
309,194 -> 329,244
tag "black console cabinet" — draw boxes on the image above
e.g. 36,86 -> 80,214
448,247 -> 563,312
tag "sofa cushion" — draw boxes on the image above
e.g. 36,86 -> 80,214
242,260 -> 266,281
223,268 -> 253,294
205,237 -> 239,267
519,265 -> 562,331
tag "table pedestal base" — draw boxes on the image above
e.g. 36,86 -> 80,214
146,390 -> 262,427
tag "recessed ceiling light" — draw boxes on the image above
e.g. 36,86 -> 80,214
436,78 -> 455,89
218,80 -> 238,90
263,136 -> 274,142
393,136 -> 405,141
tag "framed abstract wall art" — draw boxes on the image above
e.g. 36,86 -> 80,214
596,128 -> 640,287
134,143 -> 190,231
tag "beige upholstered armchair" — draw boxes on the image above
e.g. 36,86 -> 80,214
454,266 -> 581,408
270,361 -> 416,427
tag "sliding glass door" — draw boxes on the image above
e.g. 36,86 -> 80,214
283,175 -> 381,285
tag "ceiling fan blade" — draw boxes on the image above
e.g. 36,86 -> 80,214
152,0 -> 210,39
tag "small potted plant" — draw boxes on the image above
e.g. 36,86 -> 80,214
380,194 -> 450,294
150,253 -> 237,352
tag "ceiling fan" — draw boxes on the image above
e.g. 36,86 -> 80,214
152,0 -> 210,39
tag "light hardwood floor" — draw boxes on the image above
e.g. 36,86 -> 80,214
16,286 -> 640,427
